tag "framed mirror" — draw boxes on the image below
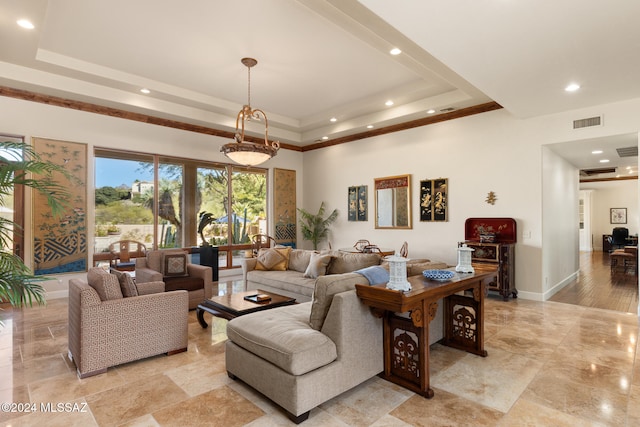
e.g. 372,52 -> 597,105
374,174 -> 412,229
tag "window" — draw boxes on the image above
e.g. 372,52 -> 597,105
0,135 -> 25,260
94,149 -> 268,270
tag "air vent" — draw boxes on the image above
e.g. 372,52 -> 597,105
616,146 -> 638,157
573,115 -> 602,129
580,167 -> 617,176
440,107 -> 456,112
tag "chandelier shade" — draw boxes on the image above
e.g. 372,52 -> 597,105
221,58 -> 279,166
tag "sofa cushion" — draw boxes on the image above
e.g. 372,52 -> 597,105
323,251 -> 381,274
407,261 -> 448,277
288,249 -> 315,273
247,270 -> 316,299
164,276 -> 204,292
255,247 -> 292,271
110,269 -> 138,297
227,302 -> 337,376
303,253 -> 333,279
309,272 -> 367,330
163,253 -> 189,277
87,268 -> 123,301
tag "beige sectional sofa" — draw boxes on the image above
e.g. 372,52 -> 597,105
241,248 -> 446,302
229,248 -> 448,423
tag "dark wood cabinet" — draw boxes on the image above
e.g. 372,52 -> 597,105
460,241 -> 516,300
462,217 -> 517,301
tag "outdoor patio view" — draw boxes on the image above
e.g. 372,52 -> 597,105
94,150 -> 267,269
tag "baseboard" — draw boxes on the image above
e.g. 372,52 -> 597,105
543,271 -> 579,301
45,289 -> 69,300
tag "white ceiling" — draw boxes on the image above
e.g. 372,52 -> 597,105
0,0 -> 638,174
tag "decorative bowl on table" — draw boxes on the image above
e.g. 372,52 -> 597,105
422,269 -> 455,281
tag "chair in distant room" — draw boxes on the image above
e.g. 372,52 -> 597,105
109,240 -> 147,271
608,227 -> 629,252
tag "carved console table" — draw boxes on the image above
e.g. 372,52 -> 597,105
355,266 -> 497,398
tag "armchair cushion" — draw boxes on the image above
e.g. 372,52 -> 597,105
110,269 -> 138,298
146,249 -> 187,273
164,276 -> 204,292
136,281 -> 165,295
163,253 -> 188,277
87,268 -> 123,301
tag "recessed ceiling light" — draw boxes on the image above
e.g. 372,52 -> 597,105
591,150 -> 603,154
565,83 -> 580,92
427,109 -> 436,114
329,117 -> 337,122
17,19 -> 34,29
367,125 -> 374,129
385,100 -> 394,106
599,159 -> 610,163
322,136 -> 329,140
390,48 -> 402,55
140,88 -> 150,94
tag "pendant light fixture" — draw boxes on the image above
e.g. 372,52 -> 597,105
220,58 -> 279,166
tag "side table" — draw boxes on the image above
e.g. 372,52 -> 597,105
355,266 -> 497,398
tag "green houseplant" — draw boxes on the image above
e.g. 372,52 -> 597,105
297,202 -> 338,250
0,140 -> 70,308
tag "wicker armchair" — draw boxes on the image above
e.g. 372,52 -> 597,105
68,269 -> 188,378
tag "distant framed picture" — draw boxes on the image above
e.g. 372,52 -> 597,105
348,185 -> 367,221
610,208 -> 627,224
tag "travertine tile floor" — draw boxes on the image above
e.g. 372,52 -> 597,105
1,276 -> 640,426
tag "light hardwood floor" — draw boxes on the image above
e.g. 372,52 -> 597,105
549,250 -> 638,313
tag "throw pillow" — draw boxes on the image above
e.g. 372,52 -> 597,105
146,249 -> 185,273
255,247 -> 292,271
288,249 -> 315,273
86,268 -> 123,301
163,253 -> 188,277
110,269 -> 139,298
354,265 -> 389,285
303,253 -> 333,279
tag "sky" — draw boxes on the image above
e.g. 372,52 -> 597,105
95,158 -> 153,188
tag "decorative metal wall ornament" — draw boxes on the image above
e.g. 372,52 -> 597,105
485,191 -> 497,205
420,178 -> 448,221
348,185 -> 367,221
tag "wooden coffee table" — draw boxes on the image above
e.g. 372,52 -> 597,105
196,289 -> 296,328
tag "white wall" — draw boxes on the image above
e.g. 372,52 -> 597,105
302,98 -> 640,300
580,180 -> 639,250
0,96 -> 303,297
541,147 -> 580,298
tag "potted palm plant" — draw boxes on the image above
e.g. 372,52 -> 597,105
0,140 -> 70,308
297,202 -> 338,250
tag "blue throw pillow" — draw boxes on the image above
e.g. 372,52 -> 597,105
354,265 -> 389,285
